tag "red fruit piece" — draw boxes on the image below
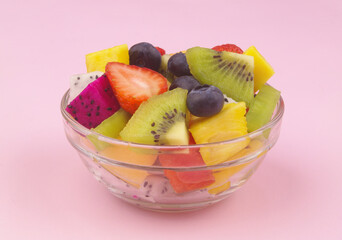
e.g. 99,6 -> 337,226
105,62 -> 168,114
155,46 -> 165,56
212,44 -> 243,54
159,135 -> 215,193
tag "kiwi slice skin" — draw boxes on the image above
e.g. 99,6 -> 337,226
246,84 -> 281,132
120,88 -> 189,145
186,47 -> 255,106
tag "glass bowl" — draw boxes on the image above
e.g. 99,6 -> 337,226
60,89 -> 284,212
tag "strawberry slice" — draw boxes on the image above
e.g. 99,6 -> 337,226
105,62 -> 168,114
212,44 -> 243,54
155,46 -> 165,56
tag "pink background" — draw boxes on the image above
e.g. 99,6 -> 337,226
1,0 -> 341,239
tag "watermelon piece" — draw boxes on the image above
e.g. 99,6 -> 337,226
158,136 -> 215,193
66,75 -> 120,129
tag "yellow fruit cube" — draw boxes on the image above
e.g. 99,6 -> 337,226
206,138 -> 265,194
86,44 -> 129,72
208,181 -> 231,195
244,46 -> 274,92
95,145 -> 156,188
205,137 -> 266,194
189,102 -> 250,165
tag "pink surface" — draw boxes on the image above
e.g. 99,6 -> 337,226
1,0 -> 341,239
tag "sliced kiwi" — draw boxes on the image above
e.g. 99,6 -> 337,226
88,108 -> 131,150
158,54 -> 175,83
186,47 -> 254,106
246,84 -> 281,132
120,88 -> 189,145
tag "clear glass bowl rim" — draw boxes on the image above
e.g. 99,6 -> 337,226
61,88 -> 284,149
61,88 -> 284,170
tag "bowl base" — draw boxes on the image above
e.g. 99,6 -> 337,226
110,191 -> 231,212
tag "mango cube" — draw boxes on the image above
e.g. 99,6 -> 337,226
244,46 -> 274,92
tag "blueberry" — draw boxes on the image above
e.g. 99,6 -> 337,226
167,52 -> 191,77
129,42 -> 161,71
187,85 -> 224,117
169,76 -> 201,92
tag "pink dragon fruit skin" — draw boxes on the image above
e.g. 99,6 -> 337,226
66,74 -> 120,129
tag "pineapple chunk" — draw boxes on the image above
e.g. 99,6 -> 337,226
206,138 -> 265,194
189,102 -> 250,165
244,46 -> 274,92
208,181 -> 231,195
86,44 -> 129,72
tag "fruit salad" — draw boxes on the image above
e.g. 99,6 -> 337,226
65,42 -> 281,203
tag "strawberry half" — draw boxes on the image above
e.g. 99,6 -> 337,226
155,46 -> 165,56
105,62 -> 168,114
212,44 -> 243,54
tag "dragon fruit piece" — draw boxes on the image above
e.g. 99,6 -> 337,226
140,175 -> 174,202
66,74 -> 120,129
223,94 -> 236,104
139,175 -> 213,203
68,71 -> 103,104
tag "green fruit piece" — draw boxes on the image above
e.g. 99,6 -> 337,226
88,108 -> 131,150
246,84 -> 281,132
120,88 -> 189,145
158,54 -> 175,83
186,47 -> 255,106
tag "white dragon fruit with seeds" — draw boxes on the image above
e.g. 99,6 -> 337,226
139,175 -> 213,203
139,175 -> 174,202
68,71 -> 103,103
223,94 -> 236,104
